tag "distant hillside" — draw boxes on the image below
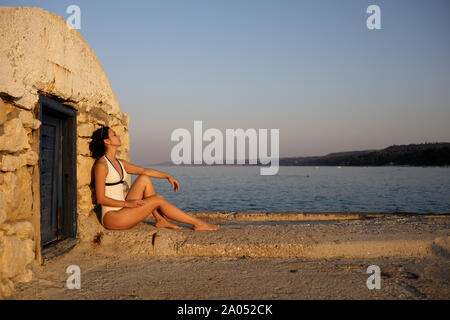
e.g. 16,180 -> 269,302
142,142 -> 450,167
324,149 -> 378,157
280,142 -> 450,166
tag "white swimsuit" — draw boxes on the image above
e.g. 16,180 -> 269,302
101,155 -> 128,225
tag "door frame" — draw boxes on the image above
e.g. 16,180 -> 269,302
38,94 -> 77,249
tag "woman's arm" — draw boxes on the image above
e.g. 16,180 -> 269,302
122,160 -> 171,179
122,160 -> 180,192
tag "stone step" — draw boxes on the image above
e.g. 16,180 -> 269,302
94,213 -> 450,259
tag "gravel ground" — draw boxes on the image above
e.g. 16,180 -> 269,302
8,248 -> 450,300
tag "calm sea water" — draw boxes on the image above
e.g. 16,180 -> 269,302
130,166 -> 450,214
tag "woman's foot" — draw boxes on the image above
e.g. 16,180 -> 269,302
193,221 -> 220,231
155,219 -> 183,230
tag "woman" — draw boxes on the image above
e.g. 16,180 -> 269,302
89,126 -> 219,231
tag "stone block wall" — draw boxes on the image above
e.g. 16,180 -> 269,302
0,7 -> 130,298
0,97 -> 38,297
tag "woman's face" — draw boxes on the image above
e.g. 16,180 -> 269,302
105,128 -> 121,147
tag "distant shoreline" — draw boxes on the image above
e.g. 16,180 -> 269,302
144,163 -> 449,168
143,142 -> 450,167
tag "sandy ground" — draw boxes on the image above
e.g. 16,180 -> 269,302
8,253 -> 450,300
5,213 -> 450,300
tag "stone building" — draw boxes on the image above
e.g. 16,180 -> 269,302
0,7 -> 130,297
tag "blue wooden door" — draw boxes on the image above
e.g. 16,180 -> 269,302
40,112 -> 63,246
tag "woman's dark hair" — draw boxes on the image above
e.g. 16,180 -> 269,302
89,126 -> 110,158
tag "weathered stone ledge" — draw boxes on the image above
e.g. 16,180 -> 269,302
89,213 -> 450,260
186,211 -> 450,222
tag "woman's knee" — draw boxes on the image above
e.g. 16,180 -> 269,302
136,174 -> 151,184
137,175 -> 156,191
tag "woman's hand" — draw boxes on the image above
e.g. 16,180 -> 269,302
167,175 -> 180,192
125,199 -> 146,208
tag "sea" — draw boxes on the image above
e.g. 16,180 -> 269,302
130,166 -> 450,214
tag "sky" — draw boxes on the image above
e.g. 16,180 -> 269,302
2,0 -> 450,165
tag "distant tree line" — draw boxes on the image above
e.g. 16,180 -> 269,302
279,142 -> 450,166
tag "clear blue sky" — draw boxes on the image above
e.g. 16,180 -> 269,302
2,0 -> 450,164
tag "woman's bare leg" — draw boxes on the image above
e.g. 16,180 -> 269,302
125,175 -> 182,229
157,197 -> 219,231
103,194 -> 219,231
103,194 -> 162,230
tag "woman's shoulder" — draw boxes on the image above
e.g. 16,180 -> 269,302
94,156 -> 108,169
